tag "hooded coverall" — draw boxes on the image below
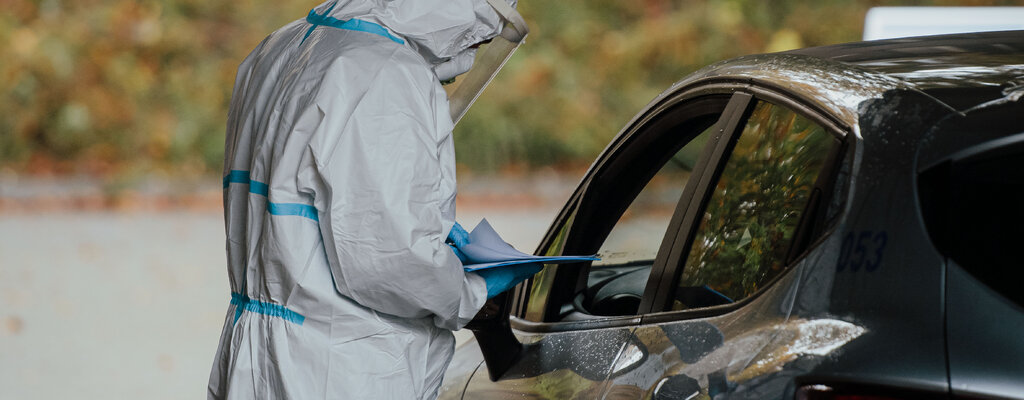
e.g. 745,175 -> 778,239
208,1 -> 509,398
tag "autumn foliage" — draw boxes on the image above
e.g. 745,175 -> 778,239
1,0 -> 1018,177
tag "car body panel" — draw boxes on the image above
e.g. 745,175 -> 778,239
669,53 -> 907,129
946,262 -> 1024,399
610,256 -> 867,399
788,30 -> 1024,114
793,89 -> 952,392
460,326 -> 636,399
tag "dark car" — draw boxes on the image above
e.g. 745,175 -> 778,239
440,31 -> 1024,400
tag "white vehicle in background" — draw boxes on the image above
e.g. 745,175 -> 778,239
863,6 -> 1024,40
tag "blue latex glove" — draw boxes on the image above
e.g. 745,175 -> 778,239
446,222 -> 471,264
474,263 -> 543,299
447,221 -> 470,248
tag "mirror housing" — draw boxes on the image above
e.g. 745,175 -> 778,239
465,292 -> 522,381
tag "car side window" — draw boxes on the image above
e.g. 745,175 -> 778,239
522,96 -> 730,322
672,101 -> 837,310
581,126 -> 714,316
595,129 -> 710,265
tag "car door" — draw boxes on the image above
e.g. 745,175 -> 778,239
607,92 -> 856,399
459,92 -> 734,399
459,88 -> 854,399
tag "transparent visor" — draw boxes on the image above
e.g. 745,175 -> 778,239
444,0 -> 528,125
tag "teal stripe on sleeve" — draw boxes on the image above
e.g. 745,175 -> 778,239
223,170 -> 251,188
249,180 -> 269,196
230,292 -> 305,325
222,171 -> 318,222
267,202 -> 320,222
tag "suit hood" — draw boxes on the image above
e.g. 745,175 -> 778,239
310,0 -> 511,65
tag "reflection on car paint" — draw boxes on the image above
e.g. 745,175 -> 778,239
597,237 -> 860,399
667,54 -> 906,128
729,319 -> 865,380
885,62 -> 1024,91
610,338 -> 648,375
613,318 -> 865,399
455,257 -> 864,399
960,79 -> 1024,112
460,327 -> 636,399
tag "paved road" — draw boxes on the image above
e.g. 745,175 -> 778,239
0,202 -> 561,398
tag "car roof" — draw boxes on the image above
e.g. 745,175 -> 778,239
789,30 -> 1024,111
659,30 -> 1024,128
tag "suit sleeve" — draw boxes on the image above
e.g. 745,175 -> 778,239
303,52 -> 486,330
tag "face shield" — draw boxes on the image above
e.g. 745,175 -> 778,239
444,0 -> 529,125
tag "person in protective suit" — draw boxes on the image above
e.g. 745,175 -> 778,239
208,0 -> 537,398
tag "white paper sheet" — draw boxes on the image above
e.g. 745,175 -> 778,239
458,219 -> 598,271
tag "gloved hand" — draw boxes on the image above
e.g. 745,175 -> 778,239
474,263 -> 543,299
433,48 -> 478,82
447,222 -> 471,264
447,221 -> 470,248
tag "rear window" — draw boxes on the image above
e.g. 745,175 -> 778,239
918,131 -> 1024,308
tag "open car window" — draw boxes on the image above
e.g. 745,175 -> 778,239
581,125 -> 714,316
522,96 -> 730,323
521,93 -> 844,324
596,131 -> 710,266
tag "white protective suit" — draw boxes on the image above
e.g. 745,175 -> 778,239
209,1 -> 510,398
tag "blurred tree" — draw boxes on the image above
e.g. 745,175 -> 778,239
0,0 -> 307,176
0,0 -> 1021,176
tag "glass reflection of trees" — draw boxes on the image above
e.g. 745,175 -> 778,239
677,102 -> 833,306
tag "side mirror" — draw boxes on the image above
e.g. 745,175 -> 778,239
465,291 -> 651,382
465,292 -> 522,381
